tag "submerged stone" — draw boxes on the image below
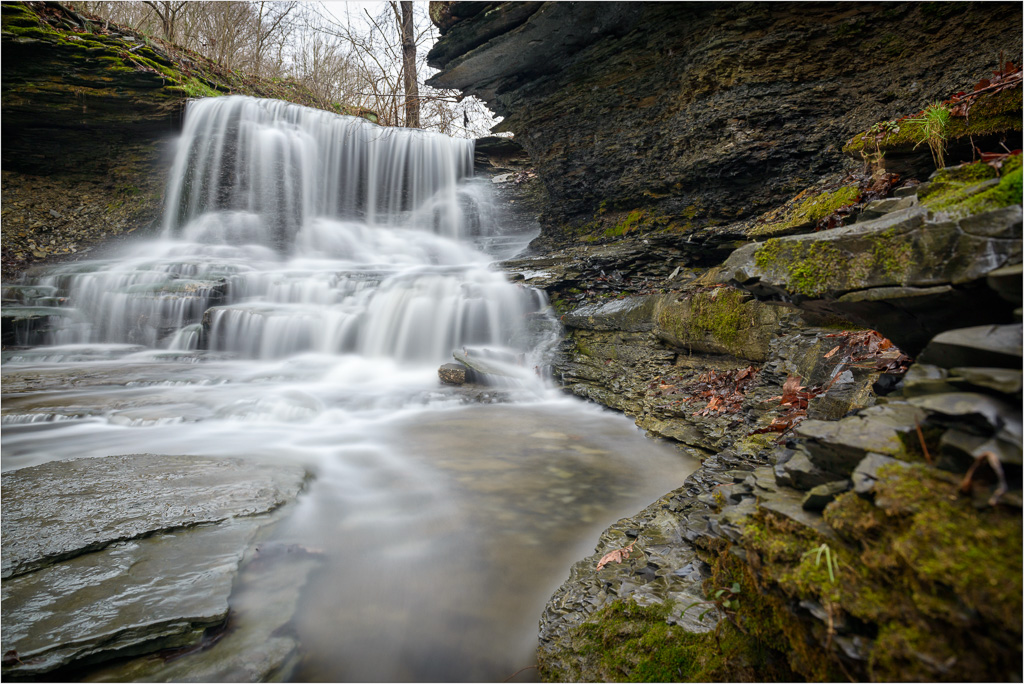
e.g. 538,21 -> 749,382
80,540 -> 323,682
0,454 -> 308,677
1,521 -> 257,677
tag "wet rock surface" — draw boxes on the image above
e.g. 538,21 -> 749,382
2,454 -> 308,579
0,454 -> 308,677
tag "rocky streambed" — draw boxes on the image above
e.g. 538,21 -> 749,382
503,164 -> 1023,680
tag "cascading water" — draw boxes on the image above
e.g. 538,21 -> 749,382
1,96 -> 696,682
33,97 -> 548,368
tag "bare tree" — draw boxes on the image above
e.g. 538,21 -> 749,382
72,1 -> 501,137
140,0 -> 189,43
393,1 -> 419,128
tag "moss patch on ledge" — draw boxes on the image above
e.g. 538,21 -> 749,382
753,238 -> 849,297
921,155 -> 1023,217
538,598 -> 795,682
752,224 -> 915,299
750,184 -> 861,238
843,84 -> 1023,159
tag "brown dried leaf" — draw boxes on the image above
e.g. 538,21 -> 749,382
823,345 -> 841,359
780,375 -> 804,405
596,540 -> 637,571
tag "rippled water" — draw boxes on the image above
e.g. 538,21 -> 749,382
1,97 -> 697,681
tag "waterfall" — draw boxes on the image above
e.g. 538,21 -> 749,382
33,96 -> 551,368
1,96 -> 695,683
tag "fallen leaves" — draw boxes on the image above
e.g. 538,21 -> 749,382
945,58 -> 1021,120
596,539 -> 637,571
676,365 -> 760,417
752,330 -> 907,437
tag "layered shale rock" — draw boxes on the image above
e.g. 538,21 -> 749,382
0,454 -> 309,678
428,1 -> 1022,242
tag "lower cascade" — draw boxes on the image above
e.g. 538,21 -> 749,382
0,96 -> 696,681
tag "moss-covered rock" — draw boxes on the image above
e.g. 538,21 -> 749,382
750,184 -> 861,238
539,598 -> 796,682
653,287 -> 787,362
724,201 -> 1022,354
920,155 -> 1024,217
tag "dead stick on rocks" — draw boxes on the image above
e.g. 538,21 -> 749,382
503,665 -> 538,682
914,420 -> 932,465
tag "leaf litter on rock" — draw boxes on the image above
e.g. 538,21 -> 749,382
752,330 -> 908,437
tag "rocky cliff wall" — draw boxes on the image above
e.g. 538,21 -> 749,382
432,3 -> 1022,681
428,1 -> 1021,243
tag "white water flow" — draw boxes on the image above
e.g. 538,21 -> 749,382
1,96 -> 697,682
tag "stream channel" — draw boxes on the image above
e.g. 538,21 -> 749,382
1,96 -> 697,682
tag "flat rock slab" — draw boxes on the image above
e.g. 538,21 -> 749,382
0,455 -> 308,677
917,323 -> 1023,370
2,454 -> 308,579
80,542 -> 324,682
796,403 -> 926,476
2,521 -> 257,676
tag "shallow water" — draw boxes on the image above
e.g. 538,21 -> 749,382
2,349 -> 696,681
1,96 -> 697,681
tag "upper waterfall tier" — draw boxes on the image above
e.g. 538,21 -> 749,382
164,96 -> 477,241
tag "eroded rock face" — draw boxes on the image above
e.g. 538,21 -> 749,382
428,1 -> 1022,238
722,201 -> 1022,355
0,454 -> 308,677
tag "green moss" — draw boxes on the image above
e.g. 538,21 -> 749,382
844,85 -> 1022,157
818,466 -> 1022,680
167,76 -> 222,99
868,227 -> 913,281
663,287 -> 746,347
699,461 -> 1022,681
540,598 -> 794,682
755,238 -> 850,298
921,157 -> 1022,217
751,185 -> 860,238
605,209 -> 645,237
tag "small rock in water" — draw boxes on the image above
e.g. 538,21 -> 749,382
439,362 -> 469,385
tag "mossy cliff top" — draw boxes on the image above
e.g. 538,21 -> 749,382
1,1 -> 375,122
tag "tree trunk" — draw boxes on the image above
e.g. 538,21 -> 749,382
400,1 -> 419,128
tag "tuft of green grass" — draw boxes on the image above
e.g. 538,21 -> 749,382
905,103 -> 951,168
